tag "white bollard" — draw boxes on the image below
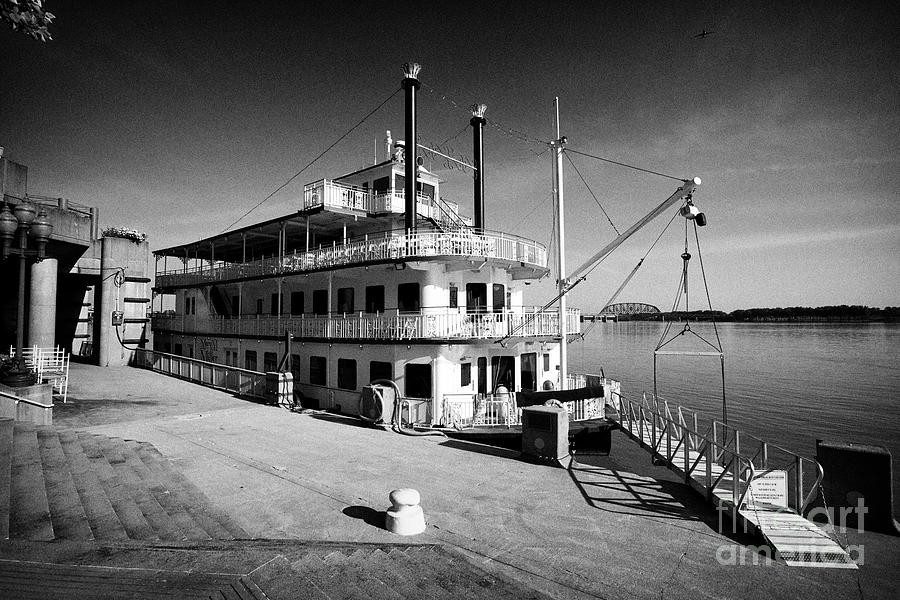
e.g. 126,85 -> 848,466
385,488 -> 426,535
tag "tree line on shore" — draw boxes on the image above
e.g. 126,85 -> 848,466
627,305 -> 900,322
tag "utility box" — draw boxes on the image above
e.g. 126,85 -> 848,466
521,405 -> 569,462
359,383 -> 396,424
265,372 -> 293,406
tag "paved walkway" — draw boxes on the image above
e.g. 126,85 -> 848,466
48,362 -> 900,599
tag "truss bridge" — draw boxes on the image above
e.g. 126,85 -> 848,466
582,302 -> 660,322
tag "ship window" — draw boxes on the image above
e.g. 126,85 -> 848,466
397,283 -> 420,312
231,295 -> 239,316
174,343 -> 182,356
405,363 -> 432,399
291,291 -> 304,315
418,182 -> 435,200
264,352 -> 277,372
256,299 -> 263,315
477,357 -> 487,395
543,353 -> 550,371
466,283 -> 487,313
187,345 -> 194,358
290,354 -> 302,377
449,285 -> 458,308
245,350 -> 257,371
337,287 -> 354,313
270,292 -> 281,315
370,361 -> 393,383
338,358 -> 357,390
365,286 -> 385,313
313,290 -> 328,315
492,284 -> 505,312
491,356 -> 515,391
310,356 -> 327,385
521,352 -> 537,392
373,176 -> 390,194
460,363 -> 472,387
163,342 -> 171,353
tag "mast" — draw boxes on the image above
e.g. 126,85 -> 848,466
552,98 -> 568,390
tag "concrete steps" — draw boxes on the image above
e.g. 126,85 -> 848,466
1,422 -> 247,544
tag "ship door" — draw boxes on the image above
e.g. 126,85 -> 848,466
490,356 -> 515,393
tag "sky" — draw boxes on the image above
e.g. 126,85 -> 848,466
1,1 -> 898,312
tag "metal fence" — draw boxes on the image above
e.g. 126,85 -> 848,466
133,348 -> 267,399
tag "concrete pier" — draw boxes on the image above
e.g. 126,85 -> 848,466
27,257 -> 57,348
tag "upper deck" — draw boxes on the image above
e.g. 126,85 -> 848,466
155,158 -> 549,289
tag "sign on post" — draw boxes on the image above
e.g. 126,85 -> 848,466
745,469 -> 789,509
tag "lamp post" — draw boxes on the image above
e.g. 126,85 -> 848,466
0,200 -> 53,387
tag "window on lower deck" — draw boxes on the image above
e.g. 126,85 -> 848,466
291,291 -> 304,315
370,361 -> 393,383
337,358 -> 357,390
466,283 -> 487,313
397,282 -> 420,313
521,352 -> 537,392
309,355 -> 327,385
337,287 -> 354,313
492,284 -> 505,312
404,363 -> 432,399
264,352 -> 278,372
245,350 -> 257,371
312,290 -> 328,315
365,285 -> 385,313
460,362 -> 472,387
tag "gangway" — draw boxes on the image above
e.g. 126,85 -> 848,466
612,394 -> 857,569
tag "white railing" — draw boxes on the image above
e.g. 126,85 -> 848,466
303,180 -> 473,226
442,387 -> 608,429
156,228 -> 547,288
132,348 -> 267,399
152,307 -> 581,341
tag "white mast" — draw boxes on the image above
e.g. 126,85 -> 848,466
552,98 -> 568,390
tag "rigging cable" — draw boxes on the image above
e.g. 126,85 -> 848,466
220,87 -> 402,234
564,150 -> 620,235
565,148 -> 684,182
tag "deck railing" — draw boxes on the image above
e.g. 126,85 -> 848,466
442,378 -> 614,429
152,307 -> 581,341
132,348 -> 267,399
156,228 -> 547,288
614,393 -> 825,518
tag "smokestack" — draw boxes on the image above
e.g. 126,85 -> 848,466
470,104 -> 487,232
402,62 -> 421,233
385,130 -> 393,162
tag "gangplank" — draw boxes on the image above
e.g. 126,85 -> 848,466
612,395 -> 857,569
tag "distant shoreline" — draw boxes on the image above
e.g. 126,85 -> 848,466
601,306 -> 900,323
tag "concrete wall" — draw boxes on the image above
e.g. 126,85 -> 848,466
98,237 -> 151,366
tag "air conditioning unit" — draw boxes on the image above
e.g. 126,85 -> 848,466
521,405 -> 569,462
359,383 -> 396,424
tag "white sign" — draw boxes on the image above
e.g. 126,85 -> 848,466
745,470 -> 789,509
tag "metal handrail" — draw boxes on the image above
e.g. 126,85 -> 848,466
133,348 -> 267,399
151,308 -> 582,341
155,228 -> 548,285
618,393 -> 823,517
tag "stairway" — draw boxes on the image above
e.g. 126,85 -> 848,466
0,417 -> 248,543
0,417 -> 552,598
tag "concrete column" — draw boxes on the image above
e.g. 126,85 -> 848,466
28,257 -> 58,348
98,237 -> 150,367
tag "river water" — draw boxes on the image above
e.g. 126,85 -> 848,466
568,321 -> 900,497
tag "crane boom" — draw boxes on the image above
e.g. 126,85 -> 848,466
564,177 -> 701,290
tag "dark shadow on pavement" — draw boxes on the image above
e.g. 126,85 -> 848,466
343,505 -> 387,530
309,412 -> 379,429
438,439 -> 521,460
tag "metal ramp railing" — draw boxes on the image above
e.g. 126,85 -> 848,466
613,394 -> 857,569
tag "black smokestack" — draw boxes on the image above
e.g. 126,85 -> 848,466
470,104 -> 487,232
402,63 -> 421,233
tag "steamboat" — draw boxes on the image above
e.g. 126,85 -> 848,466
149,63 -> 700,434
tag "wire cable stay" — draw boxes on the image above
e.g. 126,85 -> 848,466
565,148 -> 685,182
219,87 -> 402,234
653,219 -> 728,423
564,150 -> 620,235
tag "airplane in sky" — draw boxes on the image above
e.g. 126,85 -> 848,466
694,30 -> 715,38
